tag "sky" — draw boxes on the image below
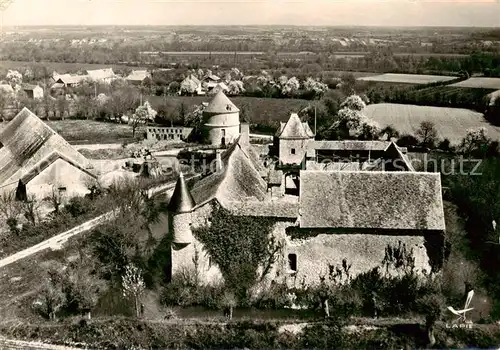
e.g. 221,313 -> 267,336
3,0 -> 500,27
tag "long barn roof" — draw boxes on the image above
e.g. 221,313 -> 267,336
0,108 -> 92,188
299,170 -> 445,231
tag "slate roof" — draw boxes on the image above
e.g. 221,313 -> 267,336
310,140 -> 392,151
126,70 -> 150,82
299,170 -> 445,231
203,90 -> 239,114
225,199 -> 298,218
167,172 -> 196,213
54,74 -> 88,86
190,137 -> 267,208
276,113 -> 314,139
0,108 -> 91,187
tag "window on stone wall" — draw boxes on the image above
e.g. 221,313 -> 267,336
291,148 -> 296,155
288,253 -> 297,272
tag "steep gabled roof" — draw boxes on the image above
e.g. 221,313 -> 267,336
190,137 -> 267,208
203,90 -> 239,114
19,150 -> 97,185
0,108 -> 91,187
382,142 -> 415,171
167,172 -> 196,213
299,170 -> 445,231
22,84 -> 41,91
276,113 -> 313,139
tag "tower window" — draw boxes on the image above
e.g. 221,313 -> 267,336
291,148 -> 296,155
288,254 -> 297,272
226,104 -> 231,111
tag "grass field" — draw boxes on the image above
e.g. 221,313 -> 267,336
364,103 -> 500,144
357,73 -> 457,85
147,95 -> 314,123
449,77 -> 500,89
0,119 -> 135,143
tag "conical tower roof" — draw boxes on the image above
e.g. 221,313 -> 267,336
167,172 -> 196,213
203,90 -> 239,114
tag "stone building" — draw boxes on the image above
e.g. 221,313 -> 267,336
145,126 -> 193,142
22,85 -> 44,99
273,113 -> 315,166
202,91 -> 240,146
0,108 -> 96,201
150,129 -> 445,287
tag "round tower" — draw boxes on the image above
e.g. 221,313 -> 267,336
167,172 -> 196,244
203,90 -> 240,146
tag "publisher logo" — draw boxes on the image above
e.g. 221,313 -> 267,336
446,290 -> 474,329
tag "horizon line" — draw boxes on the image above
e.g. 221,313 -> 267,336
4,24 -> 500,29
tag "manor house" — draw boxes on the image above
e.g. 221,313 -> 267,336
151,106 -> 446,287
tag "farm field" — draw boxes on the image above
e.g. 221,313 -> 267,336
364,103 -> 500,144
147,95 -> 314,123
0,119 -> 135,143
449,77 -> 500,89
357,73 -> 457,84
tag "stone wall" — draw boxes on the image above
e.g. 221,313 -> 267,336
279,233 -> 431,287
27,158 -> 94,201
168,200 -> 433,289
278,139 -> 312,165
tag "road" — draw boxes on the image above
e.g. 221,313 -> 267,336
0,174 -> 202,270
0,337 -> 84,350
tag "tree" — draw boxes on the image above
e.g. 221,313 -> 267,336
56,97 -> 70,120
131,101 -> 157,138
228,80 -> 245,96
35,271 -> 65,320
44,185 -> 65,214
332,95 -> 379,139
6,70 -> 23,91
379,125 -> 400,141
303,77 -> 328,99
20,194 -> 41,226
122,264 -> 146,318
459,127 -> 491,156
0,190 -> 21,221
61,254 -> 106,320
279,76 -> 300,97
107,87 -> 140,122
415,121 -> 438,149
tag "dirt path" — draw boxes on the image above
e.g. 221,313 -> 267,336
0,174 -> 199,270
0,336 -> 84,350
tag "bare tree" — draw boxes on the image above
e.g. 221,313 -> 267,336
0,190 -> 21,220
122,263 -> 146,318
20,194 -> 41,226
416,121 -> 438,149
44,185 -> 65,214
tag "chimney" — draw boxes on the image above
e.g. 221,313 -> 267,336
240,123 -> 250,144
215,149 -> 223,172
